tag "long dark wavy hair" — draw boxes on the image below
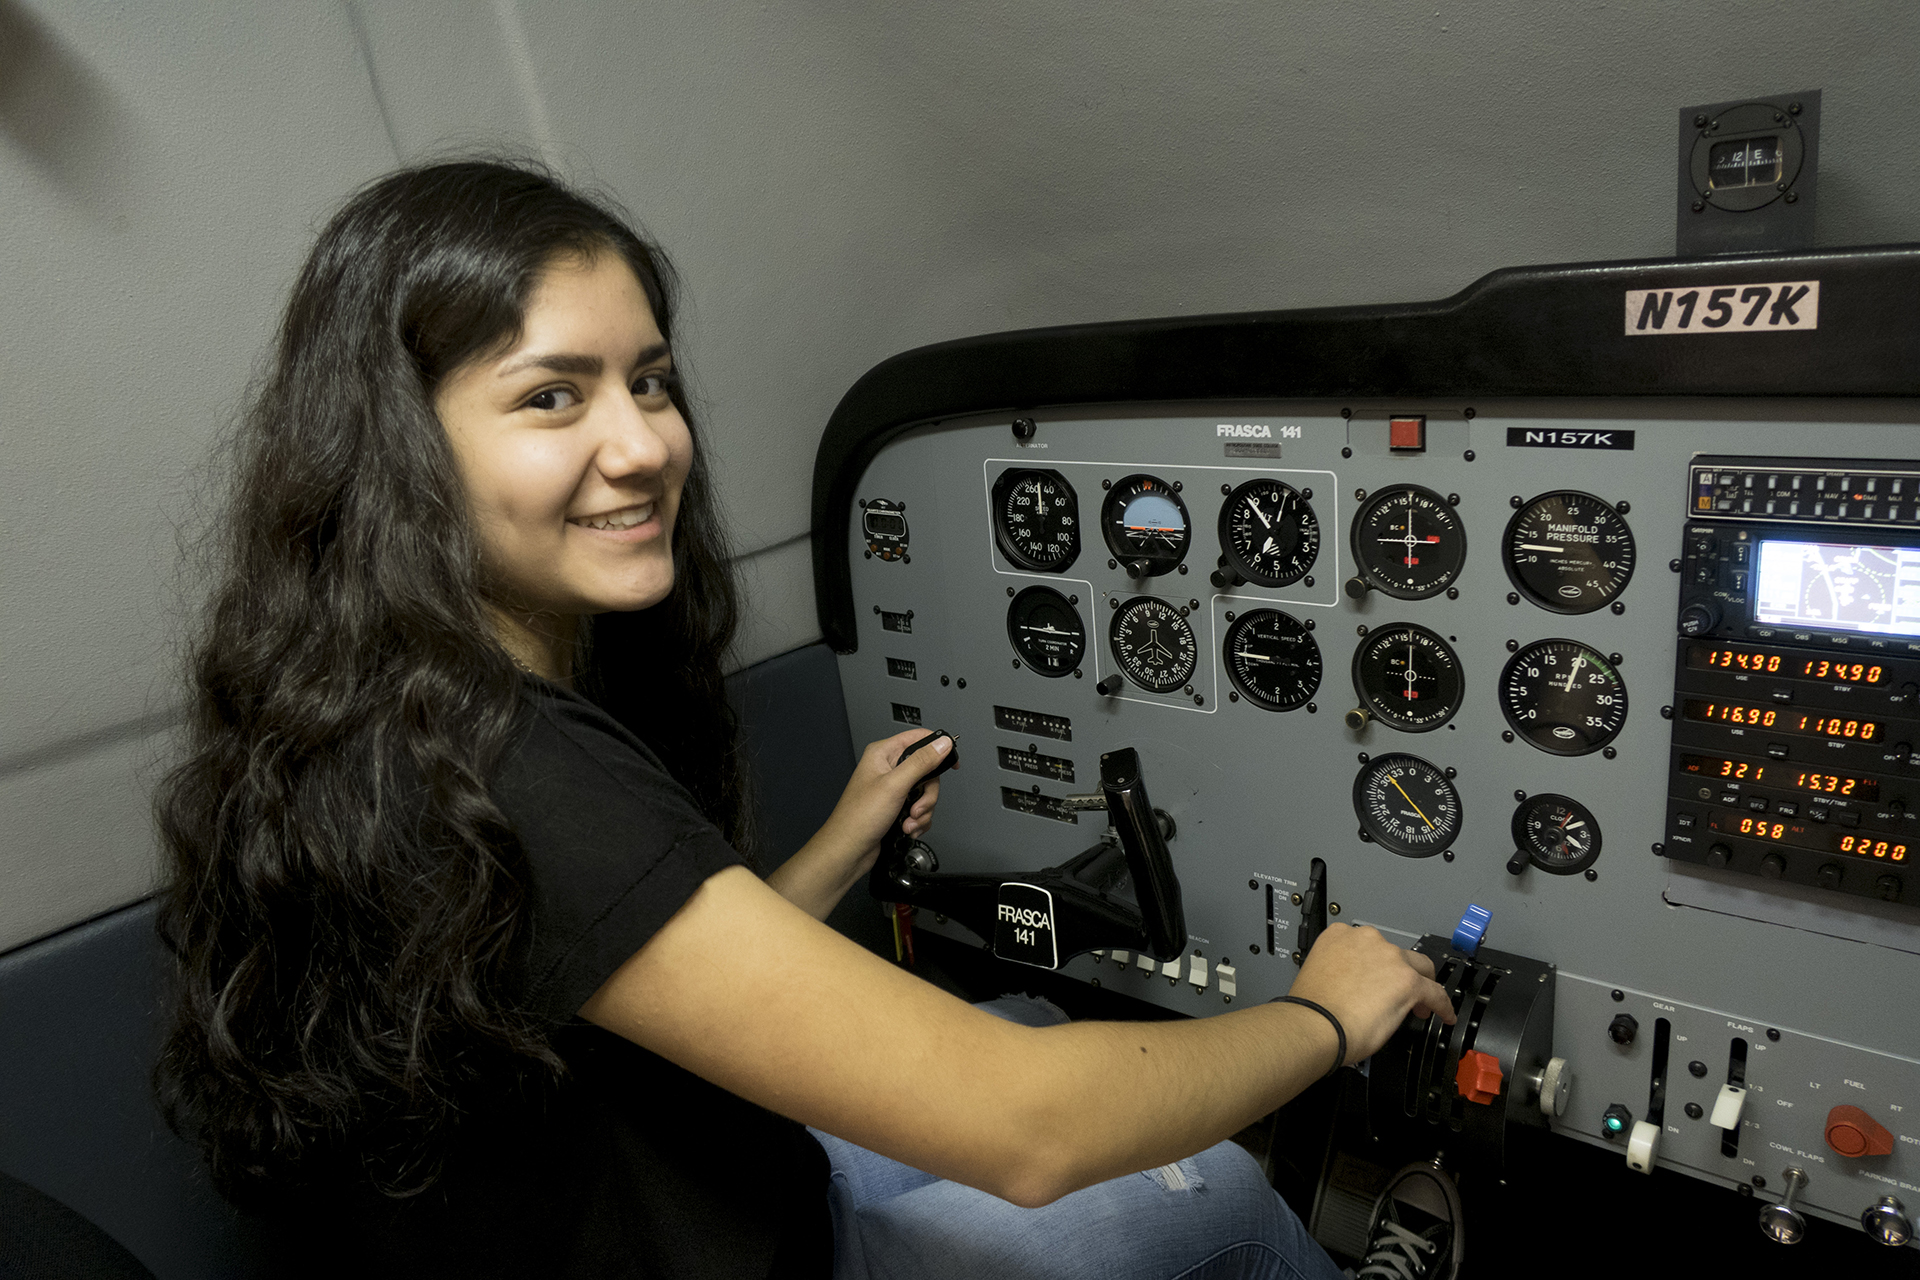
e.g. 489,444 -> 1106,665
156,160 -> 748,1203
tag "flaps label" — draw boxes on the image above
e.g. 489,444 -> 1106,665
1624,281 -> 1819,335
994,883 -> 1059,969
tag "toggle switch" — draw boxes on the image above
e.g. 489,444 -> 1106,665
1825,1105 -> 1895,1158
1215,963 -> 1237,999
1188,955 -> 1209,992
1710,1084 -> 1747,1130
1454,1049 -> 1505,1105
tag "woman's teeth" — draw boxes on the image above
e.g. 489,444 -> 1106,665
577,504 -> 653,531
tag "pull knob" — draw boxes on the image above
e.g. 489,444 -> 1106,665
1454,1049 -> 1504,1105
1678,600 -> 1722,636
1125,558 -> 1153,578
1758,1167 -> 1810,1245
1608,1013 -> 1639,1046
1343,576 -> 1371,600
1861,1196 -> 1914,1247
1096,675 -> 1124,696
1344,707 -> 1371,730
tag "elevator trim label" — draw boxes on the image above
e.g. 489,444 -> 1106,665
1624,281 -> 1819,335
994,883 -> 1059,969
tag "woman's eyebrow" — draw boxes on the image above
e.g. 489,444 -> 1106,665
495,342 -> 671,380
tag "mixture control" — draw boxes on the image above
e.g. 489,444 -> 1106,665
1758,1167 -> 1810,1245
1861,1196 -> 1914,1248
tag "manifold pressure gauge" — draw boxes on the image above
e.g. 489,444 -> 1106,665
1349,623 -> 1463,732
1511,793 -> 1601,875
1102,474 -> 1191,577
1109,596 -> 1198,693
991,468 -> 1080,572
1217,479 -> 1319,587
1006,586 -> 1085,677
1222,609 -> 1321,711
1354,753 -> 1462,858
1346,484 -> 1467,600
1501,490 -> 1636,613
1499,639 -> 1628,756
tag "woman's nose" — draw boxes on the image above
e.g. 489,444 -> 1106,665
598,393 -> 677,479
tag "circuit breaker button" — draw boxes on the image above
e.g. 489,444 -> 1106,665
1825,1105 -> 1895,1158
1454,1050 -> 1504,1105
1388,416 -> 1426,451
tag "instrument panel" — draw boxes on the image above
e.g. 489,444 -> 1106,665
816,246 -> 1920,1251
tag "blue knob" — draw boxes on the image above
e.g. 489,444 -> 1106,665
1452,904 -> 1491,956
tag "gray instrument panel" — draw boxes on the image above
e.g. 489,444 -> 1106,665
836,398 -> 1920,1237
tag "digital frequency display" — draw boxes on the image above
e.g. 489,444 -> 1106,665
1682,700 -> 1882,742
1687,642 -> 1888,685
1708,809 -> 1907,863
1678,754 -> 1880,801
1754,539 -> 1920,638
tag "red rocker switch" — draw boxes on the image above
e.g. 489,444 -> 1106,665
1455,1049 -> 1504,1105
1825,1105 -> 1894,1158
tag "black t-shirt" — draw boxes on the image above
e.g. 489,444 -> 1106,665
272,680 -> 833,1277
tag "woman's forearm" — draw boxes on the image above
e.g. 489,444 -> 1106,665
764,826 -> 876,919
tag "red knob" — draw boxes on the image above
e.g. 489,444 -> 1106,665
1454,1049 -> 1505,1105
1824,1105 -> 1894,1158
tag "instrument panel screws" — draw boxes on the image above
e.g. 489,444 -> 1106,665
1447,588 -> 1459,600
1357,625 -> 1369,636
1250,944 -> 1261,954
1661,705 -> 1674,719
941,675 -> 950,686
1012,659 -> 1021,668
1189,600 -> 1200,611
1670,558 -> 1682,572
1225,611 -> 1235,621
1444,766 -> 1458,779
1102,479 -> 1112,489
1307,702 -> 1318,713
1172,481 -> 1183,492
1183,683 -> 1194,694
873,605 -> 881,613
956,678 -> 966,689
1341,407 -> 1353,420
1608,652 -> 1623,665
1691,200 -> 1705,213
1510,495 -> 1524,508
1222,483 -> 1232,495
1585,869 -> 1599,882
1784,191 -> 1799,204
1108,558 -> 1118,570
1291,892 -> 1303,905
1178,564 -> 1189,574
1502,730 -> 1515,743
1304,619 -> 1316,630
1342,446 -> 1353,459
1463,408 -> 1477,421
1752,1175 -> 1768,1189
1304,575 -> 1316,588
1506,592 -> 1520,606
1069,595 -> 1078,604
1686,1102 -> 1704,1119
1303,488 -> 1314,500
1693,113 -> 1708,126
1611,602 -> 1625,615
1652,843 -> 1664,856
1007,586 -> 1016,597
1463,450 -> 1476,462
1328,902 -> 1342,916
863,550 -> 872,559
1443,850 -> 1455,862
1250,879 -> 1259,890
1603,747 -> 1618,759
1228,691 -> 1239,702
1355,487 -> 1368,500
1073,669 -> 1083,678
1446,493 -> 1460,505
1110,597 -> 1120,609
1291,950 -> 1304,964
1767,1027 -> 1781,1041
1506,638 -> 1519,651
1610,989 -> 1625,1002
1788,100 -> 1802,114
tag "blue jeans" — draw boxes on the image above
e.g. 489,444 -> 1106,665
813,995 -> 1344,1280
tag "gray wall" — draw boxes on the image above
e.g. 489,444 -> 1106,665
3,0 -> 1917,952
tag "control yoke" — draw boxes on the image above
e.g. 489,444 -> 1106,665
871,743 -> 1187,970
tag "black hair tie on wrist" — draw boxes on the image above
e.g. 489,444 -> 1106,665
1269,996 -> 1347,1079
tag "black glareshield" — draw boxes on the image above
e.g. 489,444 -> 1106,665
1097,748 -> 1186,962
868,744 -> 1188,969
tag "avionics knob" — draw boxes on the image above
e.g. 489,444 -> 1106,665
1096,675 -> 1125,697
1876,875 -> 1903,903
1343,576 -> 1371,601
1678,600 -> 1722,636
1608,1013 -> 1639,1046
1760,852 -> 1787,879
1862,1196 -> 1914,1247
1758,1167 -> 1810,1245
1825,1104 -> 1895,1158
1817,862 -> 1844,890
1706,843 -> 1732,868
1125,558 -> 1153,578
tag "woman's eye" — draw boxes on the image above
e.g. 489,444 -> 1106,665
524,387 -> 578,412
634,372 -> 677,399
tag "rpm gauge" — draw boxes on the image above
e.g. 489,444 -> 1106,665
1353,753 -> 1462,858
1006,586 -> 1085,677
1501,490 -> 1636,613
1109,596 -> 1199,693
1350,623 -> 1464,732
1217,479 -> 1319,587
992,468 -> 1080,572
1512,793 -> 1602,875
1499,639 -> 1628,755
1102,474 -> 1191,577
1348,485 -> 1467,599
1223,609 -> 1321,711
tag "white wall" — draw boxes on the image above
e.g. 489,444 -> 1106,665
3,0 -> 1917,950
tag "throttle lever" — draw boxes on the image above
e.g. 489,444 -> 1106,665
879,731 -> 958,866
1296,856 -> 1329,960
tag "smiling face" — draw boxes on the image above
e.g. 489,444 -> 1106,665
436,251 -> 693,668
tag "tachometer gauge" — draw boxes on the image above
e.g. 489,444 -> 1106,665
1223,609 -> 1320,710
1499,639 -> 1628,755
1006,586 -> 1085,677
1353,753 -> 1462,857
1347,485 -> 1467,600
1511,793 -> 1601,875
1217,479 -> 1319,587
1501,490 -> 1636,613
992,468 -> 1080,572
1350,623 -> 1464,732
1101,474 -> 1191,577
1109,596 -> 1198,693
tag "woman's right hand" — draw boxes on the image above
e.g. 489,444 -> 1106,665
1284,923 -> 1456,1066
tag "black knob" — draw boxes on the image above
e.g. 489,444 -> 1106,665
1010,417 -> 1036,440
1678,601 -> 1721,636
1817,863 -> 1843,890
1876,875 -> 1903,903
1602,1102 -> 1635,1139
1096,675 -> 1124,697
1210,568 -> 1243,590
1126,558 -> 1153,578
1507,849 -> 1531,876
1760,853 -> 1787,880
1343,576 -> 1371,601
1609,1013 -> 1639,1046
1706,843 -> 1732,868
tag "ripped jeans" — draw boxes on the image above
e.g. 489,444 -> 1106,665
812,995 -> 1345,1280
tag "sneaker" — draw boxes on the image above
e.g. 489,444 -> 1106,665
1349,1160 -> 1463,1280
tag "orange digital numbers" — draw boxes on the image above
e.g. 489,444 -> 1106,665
1798,658 -> 1884,684
1839,835 -> 1908,862
1797,715 -> 1878,741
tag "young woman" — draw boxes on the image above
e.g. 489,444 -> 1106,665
158,160 -> 1452,1279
